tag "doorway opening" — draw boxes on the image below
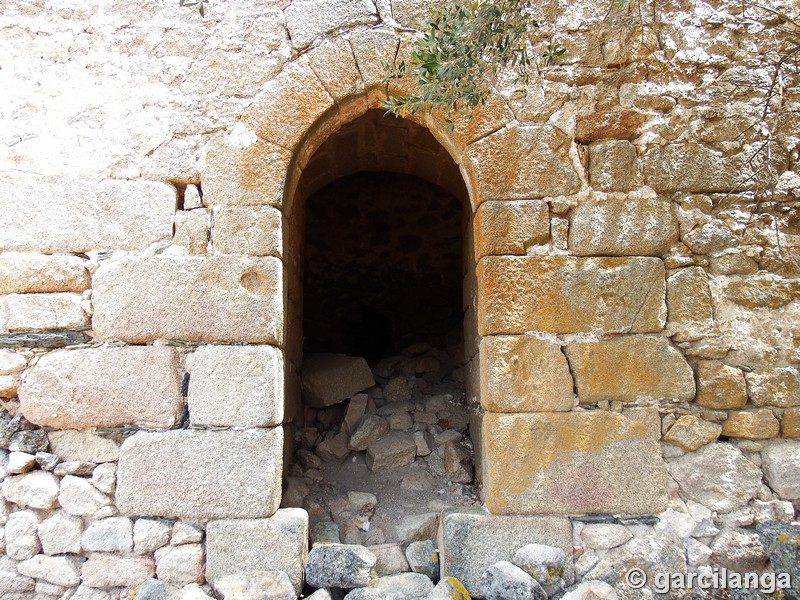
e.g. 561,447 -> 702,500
283,109 -> 480,547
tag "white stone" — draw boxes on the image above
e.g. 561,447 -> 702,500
561,580 -> 618,600
176,583 -> 215,600
117,429 -> 283,520
171,521 -> 204,545
685,538 -> 712,566
134,518 -> 173,554
38,511 -> 83,555
155,543 -> 205,585
0,570 -> 35,593
0,350 -> 27,375
284,0 -> 377,49
91,463 -> 116,494
71,585 -> 112,600
2,471 -> 59,509
7,451 -> 36,474
18,555 -> 83,587
80,554 -> 155,588
0,176 -> 176,253
48,430 -> 120,463
188,345 -> 284,427
19,347 -> 184,429
81,517 -> 133,552
762,440 -> 800,499
0,292 -> 87,331
5,511 -> 40,560
58,475 -> 111,516
579,524 -> 632,550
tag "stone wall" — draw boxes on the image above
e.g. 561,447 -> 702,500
0,0 -> 799,597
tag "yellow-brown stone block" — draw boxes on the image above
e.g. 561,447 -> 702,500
663,415 -> 722,451
696,361 -> 748,410
565,335 -> 695,403
722,409 -> 781,440
474,200 -> 549,259
242,61 -> 334,151
746,367 -> 800,408
481,410 -> 667,514
477,256 -> 666,335
783,407 -> 800,438
467,123 -> 580,203
480,336 -> 573,412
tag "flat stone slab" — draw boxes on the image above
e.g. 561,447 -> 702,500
19,346 -> 183,429
439,509 -> 573,598
302,353 -> 375,408
481,410 -> 667,515
477,256 -> 666,335
206,509 -> 309,595
116,429 -> 283,520
92,255 -> 283,345
188,345 -> 284,427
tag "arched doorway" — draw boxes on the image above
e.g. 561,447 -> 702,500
282,108 -> 479,545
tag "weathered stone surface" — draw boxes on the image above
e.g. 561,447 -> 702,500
395,513 -> 439,545
58,475 -> 110,516
344,572 -> 435,600
722,409 -> 780,439
2,471 -> 59,509
663,415 -> 722,451
48,430 -> 119,463
302,353 -> 375,408
482,560 -> 545,600
578,525 -> 632,551
371,543 -> 410,576
762,441 -> 800,499
668,443 -> 762,511
757,522 -> 800,600
284,0 -> 376,49
93,255 -> 283,344
155,543 -> 204,585
0,570 -> 35,594
0,176 -> 176,253
5,511 -> 40,560
588,140 -> 643,192
0,330 -> 89,349
481,410 -> 666,514
348,415 -> 390,451
722,274 -> 800,308
468,124 -> 580,202
243,61 -> 333,151
429,577 -> 472,600
405,539 -> 438,580
746,367 -> 800,408
569,198 -> 677,256
512,543 -> 572,595
711,531 -> 769,571
206,509 -> 309,594
305,544 -> 377,589
18,555 -> 82,587
81,554 -> 155,588
684,220 -> 739,255
444,442 -> 473,484
189,345 -> 284,427
173,210 -> 210,255
575,110 -> 646,143
440,510 -> 573,597
565,335 -> 695,403
348,28 -> 400,89
38,511 -> 83,555
643,143 -> 750,193
696,361 -> 748,409
306,37 -> 362,101
367,432 -> 416,471
784,407 -> 800,437
0,292 -> 87,331
117,429 -> 283,520
0,253 -> 89,294
480,336 -> 573,412
0,349 -> 26,374
81,517 -> 133,553
343,394 -> 368,436
212,206 -> 282,257
214,571 -> 294,600
478,256 -> 666,335
134,518 -> 172,555
171,522 -> 203,545
317,431 -> 351,462
474,200 -> 550,258
202,137 -> 292,208
19,346 -> 183,429
666,266 -> 714,340
560,581 -> 618,600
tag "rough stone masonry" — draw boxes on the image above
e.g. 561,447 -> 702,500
0,0 -> 799,597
